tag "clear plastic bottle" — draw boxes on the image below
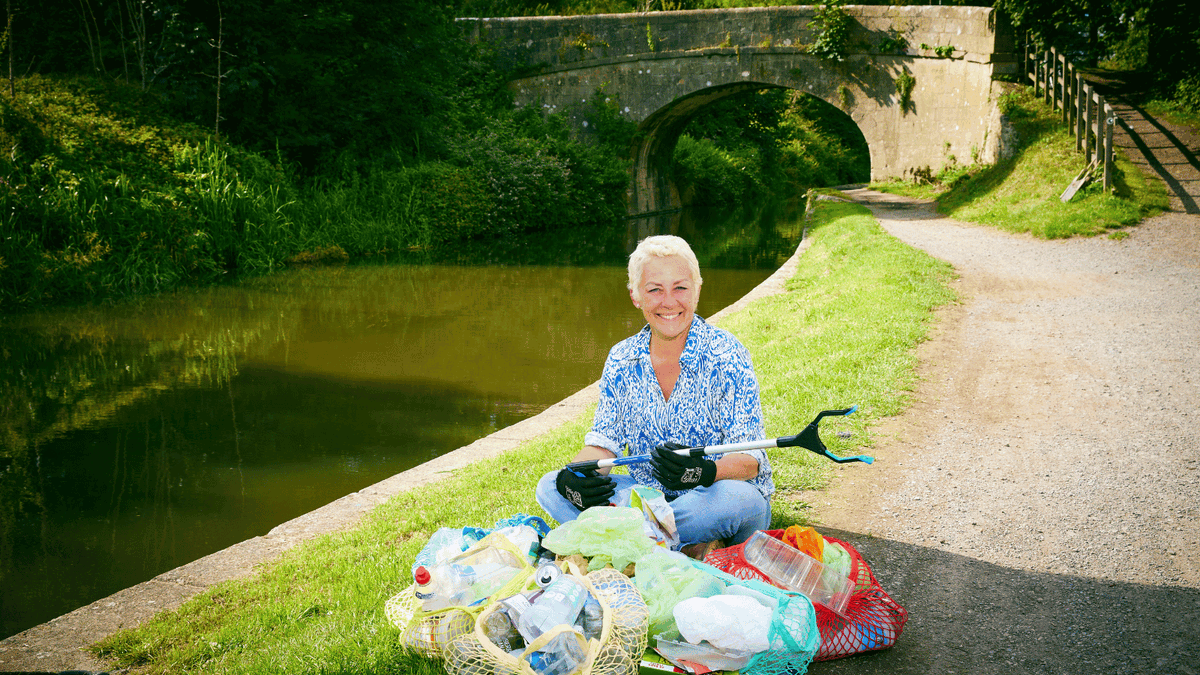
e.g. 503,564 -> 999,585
482,609 -> 524,652
580,594 -> 603,641
516,575 -> 588,642
742,531 -> 852,614
413,566 -> 441,610
415,545 -> 525,612
526,630 -> 586,675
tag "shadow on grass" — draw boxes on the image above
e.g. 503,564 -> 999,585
808,528 -> 1200,675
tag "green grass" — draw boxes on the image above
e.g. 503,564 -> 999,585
90,197 -> 955,674
1141,98 -> 1200,134
870,85 -> 1169,238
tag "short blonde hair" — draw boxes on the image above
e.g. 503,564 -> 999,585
627,235 -> 703,303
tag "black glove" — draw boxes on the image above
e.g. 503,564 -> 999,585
555,467 -> 616,510
651,442 -> 717,491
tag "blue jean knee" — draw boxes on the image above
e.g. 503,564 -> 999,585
670,480 -> 771,547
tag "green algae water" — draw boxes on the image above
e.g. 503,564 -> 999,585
0,201 -> 805,639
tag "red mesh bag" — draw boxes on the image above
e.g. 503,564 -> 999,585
704,530 -> 908,661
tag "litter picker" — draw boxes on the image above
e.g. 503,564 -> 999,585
566,406 -> 873,477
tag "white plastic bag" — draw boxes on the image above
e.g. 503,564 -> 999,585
673,593 -> 772,652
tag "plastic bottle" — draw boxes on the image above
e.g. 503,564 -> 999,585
526,630 -> 586,675
412,527 -> 467,576
580,594 -> 603,641
413,566 -> 441,610
482,609 -> 524,652
742,531 -> 852,614
517,574 -> 589,642
415,545 -> 526,612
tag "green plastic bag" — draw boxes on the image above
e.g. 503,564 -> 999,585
541,507 -> 659,572
634,548 -> 726,639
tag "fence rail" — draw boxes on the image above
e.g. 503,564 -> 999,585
1022,41 -> 1117,192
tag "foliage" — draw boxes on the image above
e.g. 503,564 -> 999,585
0,73 -> 632,309
672,89 -> 869,207
920,43 -> 956,58
89,196 -> 956,675
806,0 -> 853,62
878,30 -> 908,54
895,69 -> 915,112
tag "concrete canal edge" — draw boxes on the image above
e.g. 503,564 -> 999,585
0,230 -> 817,673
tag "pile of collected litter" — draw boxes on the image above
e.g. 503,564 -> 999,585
386,508 -> 907,675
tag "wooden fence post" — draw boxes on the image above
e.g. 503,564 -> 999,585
1065,53 -> 1075,125
1032,48 -> 1040,97
1089,82 -> 1099,165
1104,104 -> 1114,192
1096,93 -> 1106,172
1045,50 -> 1053,105
1076,73 -> 1085,153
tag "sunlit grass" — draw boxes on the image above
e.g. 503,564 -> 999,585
871,86 -> 1168,238
90,198 -> 955,674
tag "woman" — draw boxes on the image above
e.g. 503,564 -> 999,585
535,235 -> 773,558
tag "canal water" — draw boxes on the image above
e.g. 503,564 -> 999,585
0,201 -> 806,640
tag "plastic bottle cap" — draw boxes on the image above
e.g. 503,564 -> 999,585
414,566 -> 431,584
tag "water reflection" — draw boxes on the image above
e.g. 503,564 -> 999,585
0,199 -> 805,639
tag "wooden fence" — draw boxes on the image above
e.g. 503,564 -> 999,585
1023,42 -> 1117,192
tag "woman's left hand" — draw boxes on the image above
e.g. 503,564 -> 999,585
651,442 -> 717,490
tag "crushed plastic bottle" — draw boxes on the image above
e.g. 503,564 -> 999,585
525,630 -> 587,675
482,609 -> 524,652
412,527 -> 468,576
580,594 -> 603,641
517,575 -> 588,642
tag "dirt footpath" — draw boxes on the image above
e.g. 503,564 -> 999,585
808,191 -> 1200,675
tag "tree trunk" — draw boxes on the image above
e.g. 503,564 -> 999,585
6,0 -> 13,98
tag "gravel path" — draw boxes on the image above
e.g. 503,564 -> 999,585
807,192 -> 1200,674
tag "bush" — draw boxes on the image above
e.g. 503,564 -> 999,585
1174,74 -> 1200,114
674,135 -> 762,207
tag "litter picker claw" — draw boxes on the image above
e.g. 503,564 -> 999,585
566,406 -> 873,477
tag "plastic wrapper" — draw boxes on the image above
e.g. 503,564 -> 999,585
540,507 -> 659,572
633,548 -> 725,639
627,486 -> 679,549
781,525 -> 825,561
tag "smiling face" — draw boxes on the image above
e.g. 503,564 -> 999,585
632,255 -> 700,343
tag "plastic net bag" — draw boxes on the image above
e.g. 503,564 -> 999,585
443,560 -> 650,675
387,532 -> 535,658
666,559 -> 820,675
704,530 -> 908,662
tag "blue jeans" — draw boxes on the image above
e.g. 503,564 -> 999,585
535,470 -> 771,549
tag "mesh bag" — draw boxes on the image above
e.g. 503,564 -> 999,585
680,560 -> 820,675
386,534 -> 535,658
443,560 -> 650,675
704,530 -> 908,662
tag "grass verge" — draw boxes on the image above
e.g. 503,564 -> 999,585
90,197 -> 955,674
870,85 -> 1169,238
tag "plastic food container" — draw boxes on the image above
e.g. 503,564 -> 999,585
653,635 -> 758,672
742,531 -> 854,615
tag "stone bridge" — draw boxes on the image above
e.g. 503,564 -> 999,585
460,5 -> 1017,215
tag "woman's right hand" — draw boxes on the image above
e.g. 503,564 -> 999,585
555,468 -> 616,510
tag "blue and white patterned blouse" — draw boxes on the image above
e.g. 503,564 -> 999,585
584,315 -> 775,500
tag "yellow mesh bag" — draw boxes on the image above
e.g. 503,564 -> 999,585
444,560 -> 649,675
386,533 -> 535,658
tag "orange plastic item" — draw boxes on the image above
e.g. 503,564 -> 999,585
781,526 -> 825,561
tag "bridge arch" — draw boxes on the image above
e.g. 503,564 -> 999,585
463,5 -> 1016,214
